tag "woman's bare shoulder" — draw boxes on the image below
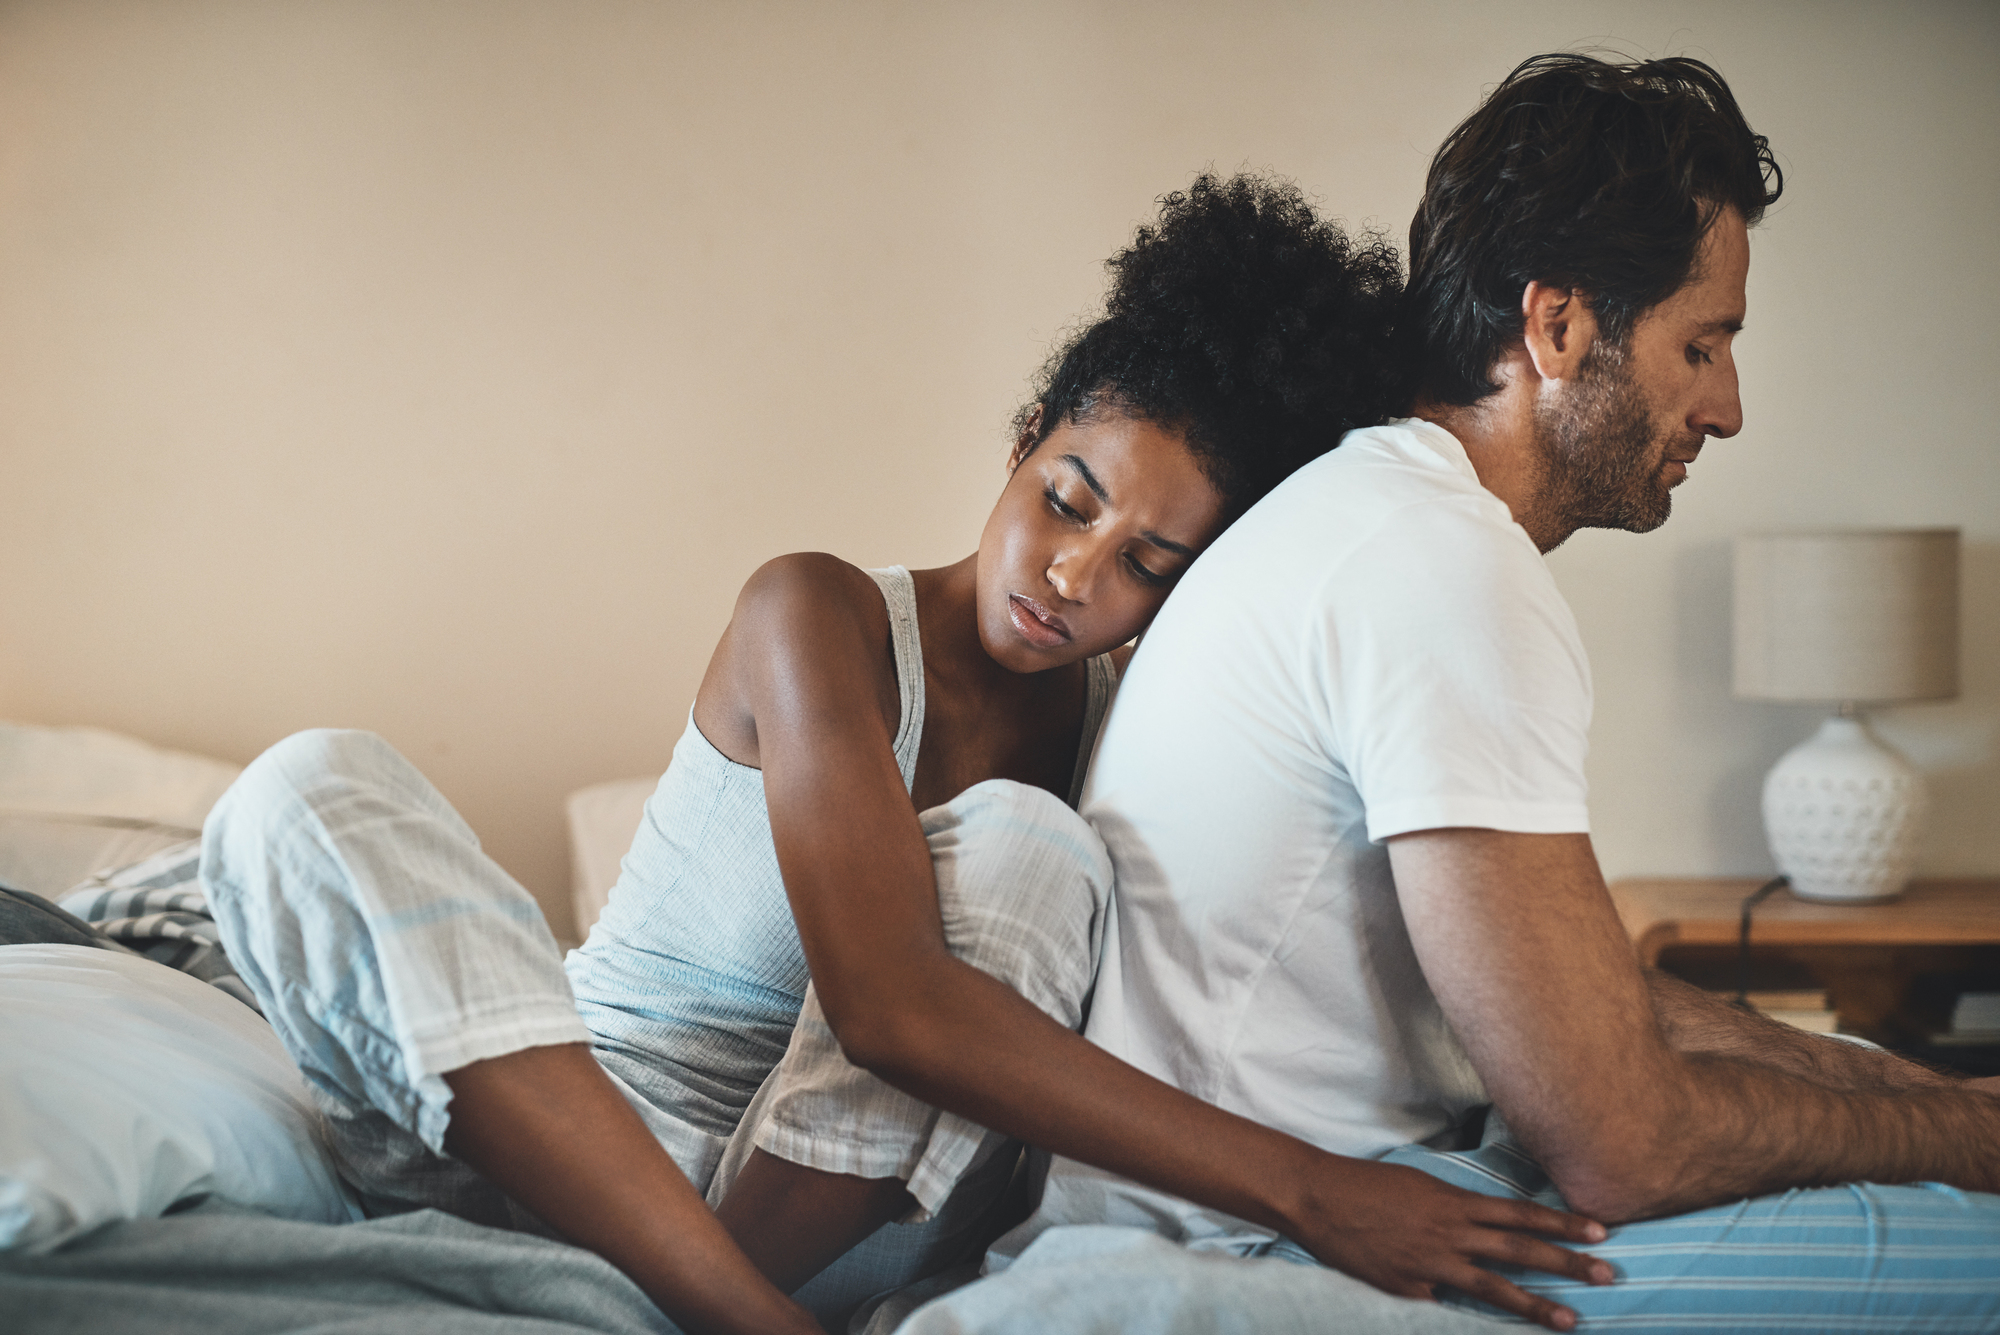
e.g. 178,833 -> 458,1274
696,553 -> 897,767
730,552 -> 890,647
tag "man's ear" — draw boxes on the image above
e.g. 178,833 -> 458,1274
1009,405 -> 1045,471
1519,282 -> 1598,383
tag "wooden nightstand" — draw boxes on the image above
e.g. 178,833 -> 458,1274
1607,877 -> 2000,1054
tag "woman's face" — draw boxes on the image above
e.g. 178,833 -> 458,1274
976,410 -> 1226,674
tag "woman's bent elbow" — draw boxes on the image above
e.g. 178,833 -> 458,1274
819,1003 -> 931,1082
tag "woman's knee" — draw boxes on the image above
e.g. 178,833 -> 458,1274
210,730 -> 432,842
919,779 -> 1113,1026
922,779 -> 1112,884
241,728 -> 405,798
203,728 -> 452,928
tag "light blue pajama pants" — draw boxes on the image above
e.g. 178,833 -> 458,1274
201,729 -> 1108,1326
923,1152 -> 2000,1335
1370,1116 -> 2000,1331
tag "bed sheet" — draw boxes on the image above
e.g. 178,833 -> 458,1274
0,1197 -> 678,1335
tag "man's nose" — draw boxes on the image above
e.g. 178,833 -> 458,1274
1697,357 -> 1744,440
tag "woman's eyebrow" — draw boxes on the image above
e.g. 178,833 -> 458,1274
1060,454 -> 1110,503
1060,454 -> 1194,557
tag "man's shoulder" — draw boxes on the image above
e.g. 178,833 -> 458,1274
1246,421 -> 1505,531
1205,419 -> 1535,589
1139,420 -> 1570,695
1311,418 -> 1480,483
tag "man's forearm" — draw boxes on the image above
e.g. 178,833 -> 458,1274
1631,1050 -> 2000,1220
1645,969 -> 1958,1092
1392,829 -> 2000,1225
1556,973 -> 2000,1218
1615,970 -> 2000,1218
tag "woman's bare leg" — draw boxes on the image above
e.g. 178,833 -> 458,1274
712,1147 -> 917,1293
442,1045 -> 816,1335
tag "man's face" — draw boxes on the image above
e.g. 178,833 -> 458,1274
1534,207 -> 1750,537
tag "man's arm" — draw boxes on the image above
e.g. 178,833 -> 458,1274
1388,828 -> 2000,1223
1643,968 -> 1960,1092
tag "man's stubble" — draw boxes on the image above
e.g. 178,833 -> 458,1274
1531,337 -> 1694,544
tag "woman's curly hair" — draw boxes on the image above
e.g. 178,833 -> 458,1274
1013,172 -> 1410,521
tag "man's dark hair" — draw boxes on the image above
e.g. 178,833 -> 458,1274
1015,172 -> 1408,520
1406,53 -> 1783,406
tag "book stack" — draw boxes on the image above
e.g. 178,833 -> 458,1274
1929,992 -> 2000,1047
1739,989 -> 1838,1034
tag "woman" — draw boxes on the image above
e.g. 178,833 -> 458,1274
205,174 -> 1606,1335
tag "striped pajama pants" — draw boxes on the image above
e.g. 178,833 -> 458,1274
202,728 -> 1110,1327
1373,1120 -> 2000,1330
961,1132 -> 2000,1334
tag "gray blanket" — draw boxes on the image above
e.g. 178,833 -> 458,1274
0,1199 -> 679,1335
5,1201 -> 1515,1335
885,1226 -> 1512,1335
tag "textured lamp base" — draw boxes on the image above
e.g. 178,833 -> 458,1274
1762,715 -> 1926,903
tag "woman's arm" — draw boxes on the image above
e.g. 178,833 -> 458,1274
715,557 -> 1609,1331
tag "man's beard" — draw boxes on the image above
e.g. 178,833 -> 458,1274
1531,338 -> 1682,541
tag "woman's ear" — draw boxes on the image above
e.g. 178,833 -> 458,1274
1009,405 -> 1046,471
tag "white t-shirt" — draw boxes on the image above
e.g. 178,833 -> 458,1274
1016,419 -> 1594,1248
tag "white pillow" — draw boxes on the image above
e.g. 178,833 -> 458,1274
0,722 -> 242,899
0,944 -> 362,1253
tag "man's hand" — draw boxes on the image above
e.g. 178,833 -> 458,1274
1287,1158 -> 1611,1332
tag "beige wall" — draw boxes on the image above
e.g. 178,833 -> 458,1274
3,0 -> 1995,941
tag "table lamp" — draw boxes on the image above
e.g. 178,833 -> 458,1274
1732,529 -> 1960,903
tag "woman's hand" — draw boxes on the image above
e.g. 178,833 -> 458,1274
1284,1157 -> 1611,1333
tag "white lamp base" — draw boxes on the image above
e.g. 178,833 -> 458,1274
1761,715 -> 1926,904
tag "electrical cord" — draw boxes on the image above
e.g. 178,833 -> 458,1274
1735,875 -> 1790,1010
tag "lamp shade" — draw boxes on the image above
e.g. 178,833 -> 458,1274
1733,529 -> 1960,704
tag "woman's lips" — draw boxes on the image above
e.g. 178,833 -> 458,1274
1008,594 -> 1072,649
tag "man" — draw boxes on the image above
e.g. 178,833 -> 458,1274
984,54 -> 2000,1329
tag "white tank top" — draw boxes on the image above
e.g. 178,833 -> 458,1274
565,565 -> 1117,1184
